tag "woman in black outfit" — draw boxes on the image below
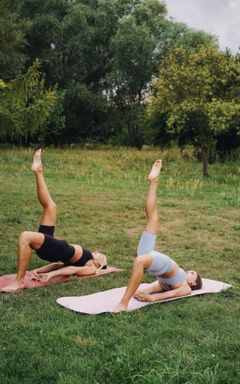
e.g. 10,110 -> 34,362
2,149 -> 107,292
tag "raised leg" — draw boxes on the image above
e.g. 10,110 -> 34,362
2,150 -> 56,292
32,149 -> 57,226
145,159 -> 162,234
115,160 -> 162,311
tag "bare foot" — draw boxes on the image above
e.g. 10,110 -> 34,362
31,148 -> 42,172
148,159 -> 162,181
114,302 -> 128,313
1,280 -> 24,293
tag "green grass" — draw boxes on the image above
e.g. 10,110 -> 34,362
0,146 -> 239,384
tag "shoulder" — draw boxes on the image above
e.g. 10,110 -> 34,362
85,260 -> 94,267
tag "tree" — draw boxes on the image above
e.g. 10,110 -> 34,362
106,15 -> 157,146
148,45 -> 240,176
105,0 -> 216,147
17,0 -> 118,143
5,0 -> 220,146
0,60 -> 57,143
104,0 -> 167,146
0,0 -> 27,80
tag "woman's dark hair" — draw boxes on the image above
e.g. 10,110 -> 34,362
191,272 -> 202,290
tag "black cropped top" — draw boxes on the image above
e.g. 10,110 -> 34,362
64,248 -> 93,267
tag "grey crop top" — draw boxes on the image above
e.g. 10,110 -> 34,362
147,250 -> 187,288
158,268 -> 187,289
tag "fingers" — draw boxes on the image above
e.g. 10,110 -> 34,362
134,292 -> 151,302
134,292 -> 145,301
30,270 -> 39,280
35,273 -> 48,282
134,289 -> 147,297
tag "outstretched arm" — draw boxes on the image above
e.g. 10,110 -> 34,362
32,262 -> 64,276
135,280 -> 165,295
135,284 -> 192,302
35,265 -> 97,282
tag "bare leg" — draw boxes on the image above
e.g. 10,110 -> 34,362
115,160 -> 162,311
145,159 -> 162,234
32,149 -> 57,226
114,256 -> 148,312
1,231 -> 44,292
2,150 -> 56,292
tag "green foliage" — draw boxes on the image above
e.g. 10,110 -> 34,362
175,26 -> 218,49
39,90 -> 66,146
109,15 -> 156,104
105,1 -> 167,146
0,0 -> 233,149
0,60 -> 57,141
0,0 -> 27,79
64,82 -> 111,144
148,45 -> 240,175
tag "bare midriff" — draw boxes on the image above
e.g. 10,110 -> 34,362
69,244 -> 83,264
160,262 -> 179,278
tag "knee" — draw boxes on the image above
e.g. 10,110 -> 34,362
47,201 -> 57,212
19,231 -> 32,245
133,257 -> 145,269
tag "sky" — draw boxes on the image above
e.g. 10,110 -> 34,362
164,0 -> 240,53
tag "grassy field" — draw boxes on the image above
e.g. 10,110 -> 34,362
0,147 -> 239,384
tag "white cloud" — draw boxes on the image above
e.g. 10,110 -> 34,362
164,0 -> 240,53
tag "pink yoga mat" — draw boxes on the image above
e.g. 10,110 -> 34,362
57,278 -> 232,314
0,266 -> 123,290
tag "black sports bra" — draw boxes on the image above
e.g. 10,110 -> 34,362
64,248 -> 93,267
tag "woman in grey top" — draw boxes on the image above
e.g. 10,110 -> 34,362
116,159 -> 202,312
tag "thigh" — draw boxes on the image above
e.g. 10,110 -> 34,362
40,202 -> 57,227
137,231 -> 157,256
22,231 -> 45,251
38,224 -> 55,237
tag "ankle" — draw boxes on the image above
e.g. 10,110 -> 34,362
16,276 -> 25,284
149,179 -> 159,186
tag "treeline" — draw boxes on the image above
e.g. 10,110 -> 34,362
0,0 -> 240,170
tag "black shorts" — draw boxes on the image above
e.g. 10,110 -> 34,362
36,225 -> 75,263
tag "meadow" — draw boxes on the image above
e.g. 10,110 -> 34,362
0,146 -> 239,384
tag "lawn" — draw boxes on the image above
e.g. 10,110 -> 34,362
0,147 -> 239,384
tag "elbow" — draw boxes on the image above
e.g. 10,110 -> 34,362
56,262 -> 64,269
67,267 -> 77,275
185,287 -> 192,296
85,268 -> 96,276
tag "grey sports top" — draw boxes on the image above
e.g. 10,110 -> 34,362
158,268 -> 187,290
147,250 -> 187,288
